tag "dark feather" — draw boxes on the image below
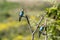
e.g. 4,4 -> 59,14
39,31 -> 41,38
19,16 -> 22,21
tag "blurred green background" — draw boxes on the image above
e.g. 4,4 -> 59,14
0,0 -> 60,40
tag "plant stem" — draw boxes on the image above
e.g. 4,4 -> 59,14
32,33 -> 34,40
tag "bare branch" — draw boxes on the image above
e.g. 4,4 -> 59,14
45,18 -> 48,40
33,15 -> 44,34
25,15 -> 33,33
24,13 -> 46,40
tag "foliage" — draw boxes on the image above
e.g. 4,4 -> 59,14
46,4 -> 60,40
46,4 -> 60,20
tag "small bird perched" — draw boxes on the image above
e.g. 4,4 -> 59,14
19,8 -> 24,21
39,26 -> 44,38
38,20 -> 47,38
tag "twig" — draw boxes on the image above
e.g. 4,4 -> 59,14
32,16 -> 44,34
45,19 -> 48,40
25,15 -> 33,33
24,14 -> 46,40
32,15 -> 44,40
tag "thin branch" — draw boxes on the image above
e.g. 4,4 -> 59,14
33,15 -> 44,34
45,19 -> 48,40
23,13 -> 46,40
25,15 -> 33,33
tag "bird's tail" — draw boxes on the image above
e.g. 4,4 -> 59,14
19,16 -> 22,21
39,31 -> 41,38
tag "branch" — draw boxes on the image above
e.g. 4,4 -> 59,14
43,18 -> 47,33
25,15 -> 33,33
24,13 -> 46,40
24,13 -> 46,34
33,15 -> 44,34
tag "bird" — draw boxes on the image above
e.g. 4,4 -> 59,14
19,8 -> 24,21
39,26 -> 44,38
